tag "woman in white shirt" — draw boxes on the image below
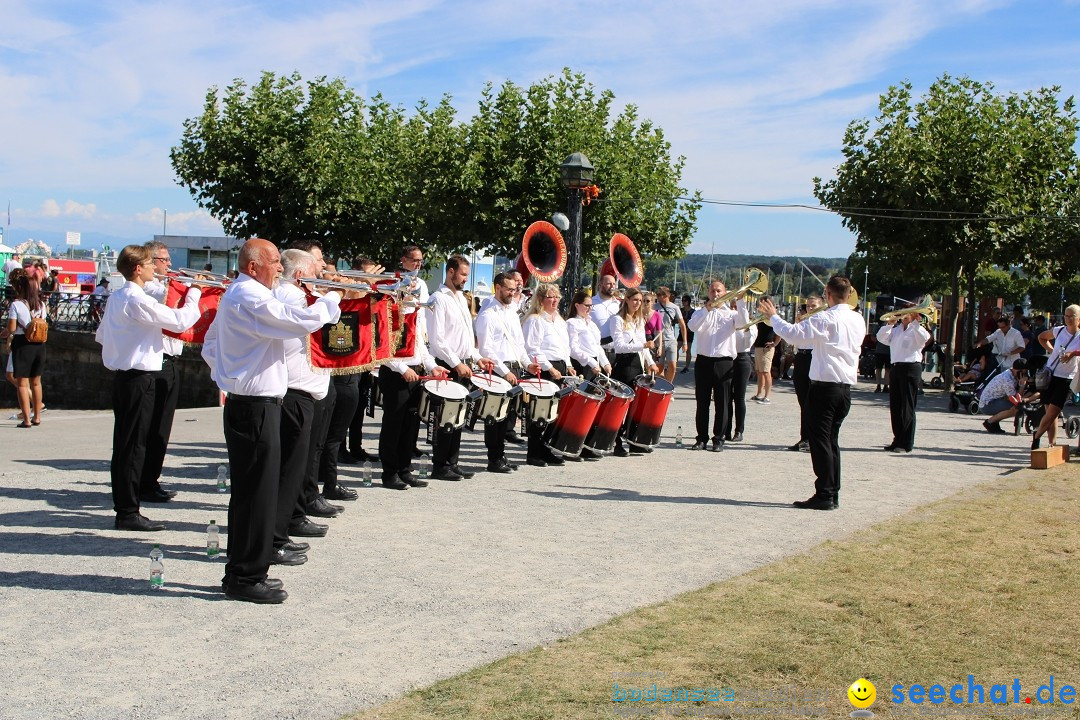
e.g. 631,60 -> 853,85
521,283 -> 576,467
611,288 -> 660,456
5,273 -> 47,427
566,289 -> 611,381
1031,304 -> 1080,449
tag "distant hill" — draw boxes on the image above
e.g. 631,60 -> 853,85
641,253 -> 848,297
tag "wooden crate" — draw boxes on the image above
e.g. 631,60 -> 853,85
1031,445 -> 1070,469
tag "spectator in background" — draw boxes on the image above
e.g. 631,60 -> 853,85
980,315 -> 1026,369
92,277 -> 111,297
873,326 -> 891,393
1019,317 -> 1036,360
680,294 -> 695,373
1,254 -> 20,279
1030,315 -> 1048,357
5,272 -> 47,427
752,318 -> 777,404
654,287 -> 686,383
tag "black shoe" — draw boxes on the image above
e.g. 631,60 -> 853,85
986,422 -> 1006,435
581,448 -> 603,460
351,448 -> 379,462
114,514 -> 165,532
542,454 -> 565,466
526,456 -> 548,467
1031,435 -> 1041,450
786,442 -> 802,451
222,577 -> 283,591
411,446 -> 427,457
323,483 -> 358,501
614,446 -> 630,457
382,477 -> 409,490
400,472 -> 428,488
505,432 -> 526,445
883,444 -> 897,451
306,497 -> 341,518
731,432 -> 743,442
628,446 -> 646,455
338,450 -> 357,464
224,581 -> 288,604
282,541 -> 310,553
711,439 -> 725,452
450,465 -> 475,479
486,459 -> 514,474
288,519 -> 328,537
891,447 -> 911,454
798,441 -> 810,452
690,441 -> 706,451
138,488 -> 173,503
271,548 -> 307,565
680,367 -> 690,374
874,386 -> 882,393
431,466 -> 463,481
792,496 -> 838,510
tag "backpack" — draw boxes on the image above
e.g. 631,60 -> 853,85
19,304 -> 48,344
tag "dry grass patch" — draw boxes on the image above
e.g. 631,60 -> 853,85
349,467 -> 1080,720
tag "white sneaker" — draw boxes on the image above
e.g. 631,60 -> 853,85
759,397 -> 771,404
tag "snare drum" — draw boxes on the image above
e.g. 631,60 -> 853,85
584,376 -> 635,453
546,381 -> 606,457
625,375 -> 675,449
418,380 -> 471,431
519,378 -> 560,426
469,374 -> 513,423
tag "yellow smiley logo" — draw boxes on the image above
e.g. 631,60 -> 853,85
848,678 -> 876,709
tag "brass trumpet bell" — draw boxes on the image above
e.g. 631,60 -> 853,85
600,233 -> 643,289
516,221 -> 567,285
711,268 -> 769,307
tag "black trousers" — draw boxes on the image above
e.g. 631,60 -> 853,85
223,397 -> 281,585
111,369 -> 156,517
276,389 -> 314,548
612,353 -> 644,449
527,360 -> 567,461
141,358 -> 179,493
792,351 -> 812,442
725,352 -> 752,438
433,359 -> 469,470
889,361 -> 921,451
321,374 -> 360,492
807,381 -> 851,501
347,371 -> 373,455
378,366 -> 424,479
295,385 -> 335,522
694,355 -> 733,444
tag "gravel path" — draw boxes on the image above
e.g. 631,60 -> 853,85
0,375 -> 1033,719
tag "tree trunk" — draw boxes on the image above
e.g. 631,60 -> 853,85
964,269 -> 979,359
942,270 -> 962,393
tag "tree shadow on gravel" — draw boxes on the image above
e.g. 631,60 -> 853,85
0,570 -> 224,599
844,444 -> 1029,469
17,458 -> 111,472
518,485 -> 795,508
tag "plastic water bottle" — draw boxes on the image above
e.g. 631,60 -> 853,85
207,520 -> 220,559
149,544 -> 164,589
417,456 -> 428,481
216,465 -> 228,493
675,426 -> 683,447
362,460 -> 373,487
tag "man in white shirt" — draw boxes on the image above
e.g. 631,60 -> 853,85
425,255 -> 494,480
687,280 -> 742,452
202,238 -> 341,604
786,294 -> 822,452
475,272 -> 539,472
980,316 -> 1026,370
96,245 -> 204,532
1,254 -> 20,279
590,274 -> 621,366
876,306 -> 932,453
725,298 -> 757,443
760,275 -> 865,510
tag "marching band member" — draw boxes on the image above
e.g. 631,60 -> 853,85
611,288 -> 660,457
521,283 -> 576,467
202,238 -> 341,604
786,294 -> 822,452
426,255 -> 494,481
687,280 -> 740,452
877,304 -> 931,454
567,289 -> 611,381
96,245 -> 204,532
725,298 -> 756,443
590,274 -> 621,366
342,256 -> 386,466
759,275 -> 864,511
475,272 -> 539,473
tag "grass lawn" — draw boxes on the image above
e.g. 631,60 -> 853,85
349,465 -> 1080,720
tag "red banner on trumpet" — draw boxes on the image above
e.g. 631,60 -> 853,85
306,292 -> 398,373
162,279 -> 225,345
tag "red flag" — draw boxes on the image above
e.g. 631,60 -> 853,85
162,278 -> 224,344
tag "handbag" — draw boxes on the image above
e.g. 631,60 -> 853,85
1036,328 -> 1074,389
17,304 -> 48,344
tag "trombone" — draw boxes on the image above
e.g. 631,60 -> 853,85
737,288 -> 860,331
178,268 -> 231,282
299,277 -> 421,300
878,294 -> 937,324
706,268 -> 769,309
156,272 -> 229,289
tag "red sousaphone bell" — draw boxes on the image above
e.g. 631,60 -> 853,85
515,221 -> 567,286
600,233 -> 643,288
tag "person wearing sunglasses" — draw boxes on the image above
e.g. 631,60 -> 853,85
567,289 -> 611,381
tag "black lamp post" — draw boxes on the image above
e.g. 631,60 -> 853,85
559,152 -> 594,310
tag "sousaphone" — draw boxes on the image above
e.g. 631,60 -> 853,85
599,233 -> 643,288
515,221 -> 567,286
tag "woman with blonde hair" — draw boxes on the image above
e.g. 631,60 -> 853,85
611,288 -> 660,456
1031,304 -> 1080,449
521,283 -> 576,467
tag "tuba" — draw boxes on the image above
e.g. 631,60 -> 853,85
515,221 -> 567,286
599,233 -> 643,288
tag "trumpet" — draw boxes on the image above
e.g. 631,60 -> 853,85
707,268 -> 769,309
738,288 -> 860,331
399,296 -> 437,310
178,268 -> 231,282
299,277 -> 375,294
878,294 -> 936,323
157,272 -> 229,289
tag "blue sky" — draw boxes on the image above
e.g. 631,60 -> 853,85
1,0 -> 1078,258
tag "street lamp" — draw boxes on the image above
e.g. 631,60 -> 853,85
559,152 -> 594,310
863,263 -> 870,324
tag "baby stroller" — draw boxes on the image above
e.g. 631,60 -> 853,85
950,346 -> 1002,415
1012,355 -> 1080,438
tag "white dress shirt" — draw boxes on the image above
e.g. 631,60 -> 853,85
274,282 -> 332,400
770,303 -> 865,384
876,321 -> 931,363
567,316 -> 606,370
426,284 -> 480,368
96,281 -> 203,372
475,300 -> 530,376
143,277 -> 186,357
590,295 -> 621,347
986,326 -> 1025,369
732,299 -> 756,353
612,315 -> 647,354
202,274 -> 340,398
385,321 -> 438,375
688,304 -> 739,358
522,312 -> 572,371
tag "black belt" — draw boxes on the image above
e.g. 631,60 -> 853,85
893,361 -> 921,366
797,349 -> 812,355
285,388 -> 315,401
699,355 -> 735,361
162,354 -> 178,363
227,393 -> 284,405
810,380 -> 847,387
600,336 -> 613,346
116,368 -> 151,377
736,351 -> 752,357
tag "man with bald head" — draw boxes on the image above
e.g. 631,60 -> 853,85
203,238 -> 342,604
